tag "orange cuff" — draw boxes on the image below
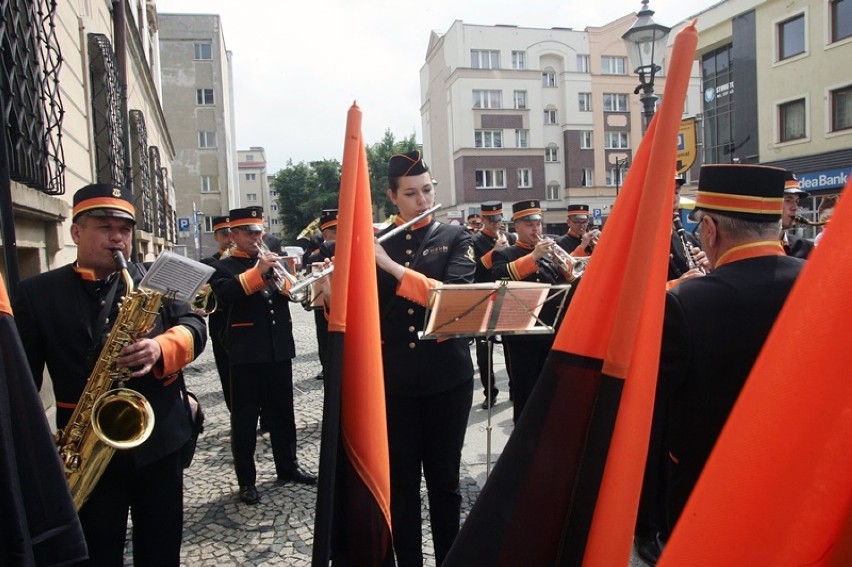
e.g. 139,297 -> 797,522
481,250 -> 495,270
153,325 -> 196,377
508,254 -> 538,280
396,269 -> 438,307
571,245 -> 589,258
0,274 -> 11,316
239,266 -> 267,295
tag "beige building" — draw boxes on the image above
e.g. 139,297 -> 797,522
685,0 -> 851,213
237,148 -> 282,237
420,17 -> 701,230
1,0 -> 179,290
158,13 -> 239,259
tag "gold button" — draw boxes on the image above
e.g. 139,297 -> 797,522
404,261 -> 410,267
270,310 -> 275,314
405,234 -> 412,240
408,342 -> 416,349
408,326 -> 415,333
407,308 -> 414,315
405,249 -> 413,255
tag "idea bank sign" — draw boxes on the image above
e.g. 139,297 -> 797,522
798,168 -> 851,191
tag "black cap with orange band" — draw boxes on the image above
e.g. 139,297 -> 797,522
692,164 -> 786,222
72,183 -> 136,223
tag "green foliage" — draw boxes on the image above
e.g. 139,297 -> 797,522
366,129 -> 418,219
271,159 -> 341,243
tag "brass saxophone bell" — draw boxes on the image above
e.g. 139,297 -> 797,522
90,388 -> 156,449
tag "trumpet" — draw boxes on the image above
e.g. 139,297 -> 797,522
289,203 -> 443,296
255,241 -> 311,305
541,238 -> 589,281
191,284 -> 217,315
584,228 -> 602,253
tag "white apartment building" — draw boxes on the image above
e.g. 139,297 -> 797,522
237,148 -> 282,237
421,17 -> 701,231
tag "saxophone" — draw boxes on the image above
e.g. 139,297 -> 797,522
57,251 -> 159,510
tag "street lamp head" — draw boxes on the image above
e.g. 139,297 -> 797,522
622,0 -> 671,78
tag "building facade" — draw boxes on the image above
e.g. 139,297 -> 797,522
158,13 -> 239,259
420,17 -> 701,232
688,0 -> 851,221
237,147 -> 282,237
1,0 -> 179,289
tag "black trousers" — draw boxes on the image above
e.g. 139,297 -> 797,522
314,308 -> 329,375
503,336 -> 553,424
474,337 -> 498,399
210,326 -> 231,410
77,450 -> 183,566
386,379 -> 473,567
230,361 -> 297,487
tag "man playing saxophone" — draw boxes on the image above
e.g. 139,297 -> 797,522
13,183 -> 207,566
780,171 -> 815,259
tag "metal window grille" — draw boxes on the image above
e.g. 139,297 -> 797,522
148,146 -> 163,238
88,33 -> 126,188
129,110 -> 153,233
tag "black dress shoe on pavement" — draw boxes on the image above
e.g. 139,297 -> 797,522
634,533 -> 664,566
480,396 -> 497,410
239,485 -> 260,505
278,465 -> 317,485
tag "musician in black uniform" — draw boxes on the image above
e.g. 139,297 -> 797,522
492,200 -> 573,424
780,171 -> 814,259
373,150 -> 475,567
465,213 -> 483,234
658,164 -> 805,532
470,201 -> 516,409
200,215 -> 233,409
302,209 -> 337,380
555,204 -> 599,258
13,183 -> 208,566
210,207 -> 316,506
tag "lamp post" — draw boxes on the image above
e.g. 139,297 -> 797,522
622,0 -> 671,132
615,157 -> 630,197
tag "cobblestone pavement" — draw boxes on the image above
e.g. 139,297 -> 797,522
125,306 -> 646,566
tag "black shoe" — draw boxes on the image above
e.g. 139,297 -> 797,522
481,396 -> 497,410
239,485 -> 260,505
278,465 -> 317,485
634,533 -> 664,566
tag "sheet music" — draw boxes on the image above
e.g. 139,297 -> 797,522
494,282 -> 549,331
139,251 -> 215,303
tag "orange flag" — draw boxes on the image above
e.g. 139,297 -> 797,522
444,23 -> 698,567
659,180 -> 852,567
312,103 -> 392,566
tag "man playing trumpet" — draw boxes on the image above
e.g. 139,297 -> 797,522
210,207 -> 316,506
555,204 -> 599,258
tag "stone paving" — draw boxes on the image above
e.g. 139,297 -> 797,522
124,305 -> 646,566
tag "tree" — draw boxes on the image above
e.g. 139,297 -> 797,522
366,129 -> 418,219
272,159 -> 341,243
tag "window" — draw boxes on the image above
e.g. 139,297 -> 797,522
545,146 -> 559,162
606,167 -> 627,187
272,219 -> 280,225
194,43 -> 212,60
831,85 -> 852,131
779,99 -> 806,141
604,131 -> 630,149
475,169 -> 506,189
517,168 -> 532,188
603,93 -> 629,112
512,50 -> 526,69
832,0 -> 852,43
198,131 -> 217,148
196,88 -> 214,105
270,203 -> 278,212
544,109 -> 557,125
778,14 -> 805,60
515,129 -> 529,148
200,175 -> 217,193
203,216 -> 214,232
542,70 -> 557,87
581,168 -> 594,187
245,173 -> 257,181
546,183 -> 561,201
513,90 -> 527,109
245,154 -> 254,161
246,193 -> 258,202
580,131 -> 593,149
471,49 -> 500,69
269,190 -> 277,197
577,54 -> 590,73
579,92 -> 592,112
473,90 -> 502,109
475,129 -> 503,148
601,56 -> 627,75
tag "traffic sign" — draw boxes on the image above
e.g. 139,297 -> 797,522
593,208 -> 602,221
178,216 -> 190,232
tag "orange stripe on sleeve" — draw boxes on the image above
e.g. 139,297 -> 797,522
481,249 -> 495,270
396,269 -> 439,306
508,254 -> 538,280
239,266 -> 266,294
153,325 -> 195,377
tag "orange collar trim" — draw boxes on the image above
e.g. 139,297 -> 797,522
231,249 -> 254,259
715,240 -> 786,268
515,240 -> 534,251
481,228 -> 498,238
393,215 -> 432,231
72,264 -> 101,281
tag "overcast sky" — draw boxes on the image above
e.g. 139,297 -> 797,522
155,0 -> 714,172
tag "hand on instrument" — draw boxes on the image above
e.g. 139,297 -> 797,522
532,238 -> 553,261
691,247 -> 711,273
256,252 -> 280,275
117,338 -> 162,378
494,232 -> 509,250
582,229 -> 601,248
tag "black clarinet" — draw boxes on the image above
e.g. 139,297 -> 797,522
672,213 -> 704,274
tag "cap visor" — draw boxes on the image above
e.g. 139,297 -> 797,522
80,209 -> 136,223
483,214 -> 503,222
517,214 -> 542,222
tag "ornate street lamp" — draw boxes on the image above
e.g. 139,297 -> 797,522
622,0 -> 671,130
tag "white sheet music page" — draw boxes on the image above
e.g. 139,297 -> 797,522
139,251 -> 215,303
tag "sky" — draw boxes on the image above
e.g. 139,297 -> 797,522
155,0 -> 715,173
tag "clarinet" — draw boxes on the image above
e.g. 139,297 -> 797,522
672,213 -> 705,274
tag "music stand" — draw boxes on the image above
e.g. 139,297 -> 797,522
420,281 -> 572,476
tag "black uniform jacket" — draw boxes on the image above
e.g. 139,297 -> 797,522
555,230 -> 591,257
471,229 -> 516,283
376,218 -> 476,397
201,251 -> 227,343
13,263 -> 207,466
784,233 -> 814,259
659,250 -> 804,488
211,250 -> 296,366
492,242 -> 570,338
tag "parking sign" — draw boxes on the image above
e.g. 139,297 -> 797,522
593,208 -> 602,221
178,216 -> 190,233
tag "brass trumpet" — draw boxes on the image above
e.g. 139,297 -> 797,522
255,242 -> 311,305
542,238 -> 589,281
191,284 -> 217,315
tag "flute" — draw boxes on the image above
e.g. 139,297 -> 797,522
289,203 -> 442,295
